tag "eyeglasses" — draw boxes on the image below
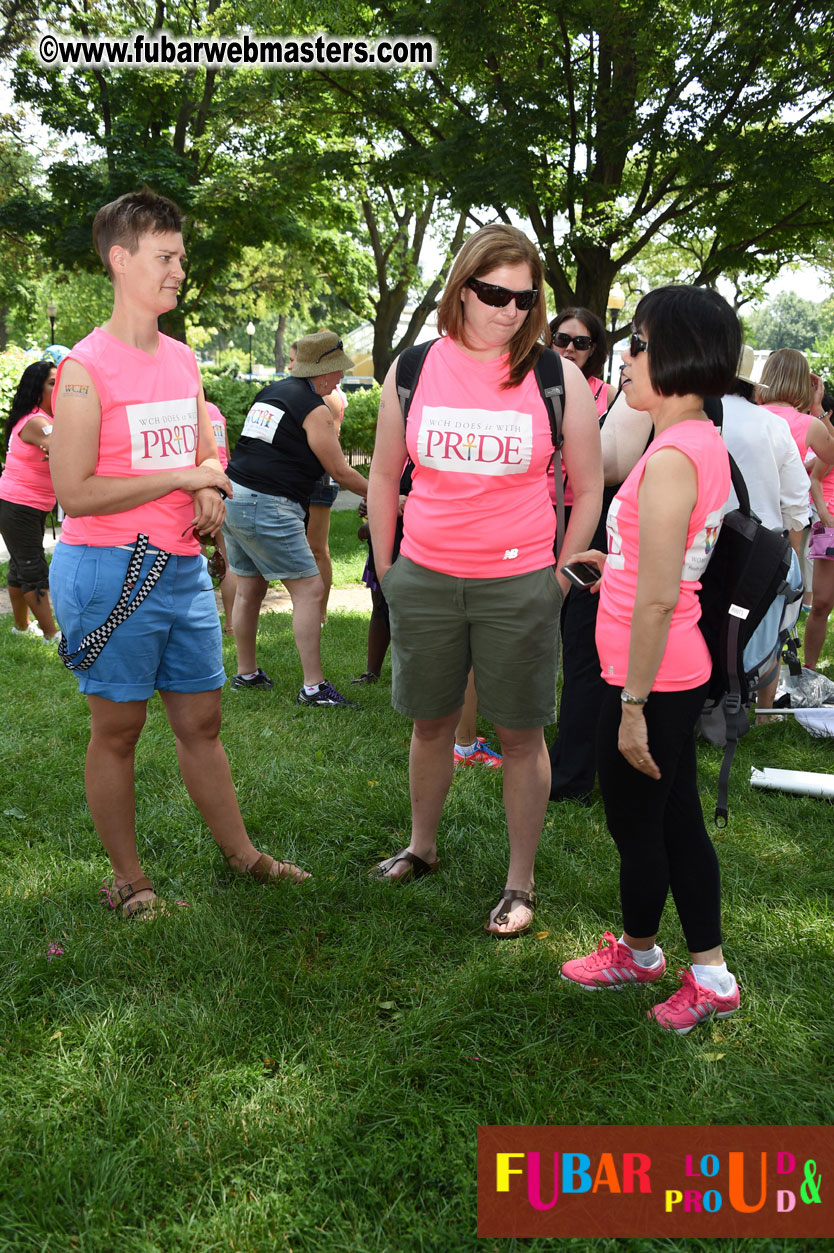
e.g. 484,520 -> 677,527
191,528 -> 227,581
629,332 -> 649,356
465,276 -> 538,311
315,339 -> 344,363
553,331 -> 594,351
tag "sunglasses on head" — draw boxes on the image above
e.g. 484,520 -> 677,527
465,276 -> 538,311
315,339 -> 344,363
553,331 -> 594,351
630,331 -> 649,356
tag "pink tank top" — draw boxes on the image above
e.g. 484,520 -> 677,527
56,328 -> 202,554
595,419 -> 731,691
400,337 -> 555,577
0,408 -> 56,511
763,402 -> 814,463
207,401 -> 228,469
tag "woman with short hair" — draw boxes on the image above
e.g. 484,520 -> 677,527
368,223 -> 602,935
561,285 -> 743,1033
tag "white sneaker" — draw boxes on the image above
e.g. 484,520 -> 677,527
42,631 -> 62,647
11,622 -> 44,637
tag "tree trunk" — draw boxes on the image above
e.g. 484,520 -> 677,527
274,314 -> 287,371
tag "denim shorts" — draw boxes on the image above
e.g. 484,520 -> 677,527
308,476 -> 339,509
223,487 -> 319,581
381,556 -> 563,729
50,541 -> 225,702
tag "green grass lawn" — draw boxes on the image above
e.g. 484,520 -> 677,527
1,512 -> 832,1252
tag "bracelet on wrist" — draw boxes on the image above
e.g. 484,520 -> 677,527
621,689 -> 648,706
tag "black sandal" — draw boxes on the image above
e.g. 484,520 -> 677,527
485,888 -> 536,938
372,848 -> 439,882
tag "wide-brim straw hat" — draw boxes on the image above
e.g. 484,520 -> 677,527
290,331 -> 354,378
737,343 -> 763,387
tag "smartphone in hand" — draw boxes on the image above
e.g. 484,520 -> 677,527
560,560 -> 602,589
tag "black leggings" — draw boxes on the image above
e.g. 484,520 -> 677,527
596,682 -> 722,953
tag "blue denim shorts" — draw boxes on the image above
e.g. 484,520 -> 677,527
223,487 -> 319,581
50,541 -> 225,702
308,476 -> 339,509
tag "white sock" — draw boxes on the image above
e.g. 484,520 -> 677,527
303,682 -> 324,695
240,671 -> 258,680
620,936 -> 663,967
692,962 -> 735,996
455,740 -> 477,757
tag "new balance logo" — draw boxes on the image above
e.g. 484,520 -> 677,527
503,548 -> 519,560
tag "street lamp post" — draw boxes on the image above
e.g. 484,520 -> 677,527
606,284 -> 625,384
246,321 -> 255,377
47,300 -> 57,343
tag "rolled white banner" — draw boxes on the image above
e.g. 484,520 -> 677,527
750,766 -> 834,798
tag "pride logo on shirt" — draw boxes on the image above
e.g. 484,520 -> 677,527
126,397 -> 199,470
417,406 -> 533,476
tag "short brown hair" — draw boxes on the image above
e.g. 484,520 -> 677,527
93,188 -> 184,278
759,348 -> 812,413
436,225 -> 546,389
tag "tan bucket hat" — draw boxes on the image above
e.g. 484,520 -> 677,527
290,330 -> 354,378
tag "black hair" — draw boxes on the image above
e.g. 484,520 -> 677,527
4,361 -> 55,453
822,392 -> 834,416
549,307 -> 608,380
730,378 -> 755,402
634,285 -> 741,399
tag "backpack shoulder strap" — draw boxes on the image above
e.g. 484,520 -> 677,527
534,348 -> 567,560
395,339 -> 438,426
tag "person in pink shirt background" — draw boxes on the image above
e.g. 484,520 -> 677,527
561,285 -> 743,1035
0,360 -> 61,641
368,224 -> 602,936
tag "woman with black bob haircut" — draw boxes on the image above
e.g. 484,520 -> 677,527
560,285 -> 744,1035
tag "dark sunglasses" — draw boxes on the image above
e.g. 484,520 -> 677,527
630,331 -> 649,356
315,338 -> 344,363
465,276 -> 538,311
191,528 -> 227,581
553,331 -> 594,351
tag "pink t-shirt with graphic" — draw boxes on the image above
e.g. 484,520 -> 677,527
207,401 -> 228,470
0,408 -> 56,511
595,419 -> 731,692
400,337 -> 555,577
56,328 -> 202,554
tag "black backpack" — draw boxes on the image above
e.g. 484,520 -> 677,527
395,341 -> 569,555
697,453 -> 802,825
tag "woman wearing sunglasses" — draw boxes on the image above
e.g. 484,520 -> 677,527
547,309 -> 617,804
367,224 -> 602,935
560,286 -> 743,1033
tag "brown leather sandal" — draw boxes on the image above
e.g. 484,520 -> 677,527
484,888 -> 536,938
226,852 -> 311,884
99,876 -> 160,919
373,848 -> 440,882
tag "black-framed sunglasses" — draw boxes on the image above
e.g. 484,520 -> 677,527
465,276 -> 538,311
630,331 -> 649,356
315,338 -> 344,363
553,331 -> 594,351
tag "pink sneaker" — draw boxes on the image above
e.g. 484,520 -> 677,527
649,967 -> 740,1034
561,931 -> 666,989
453,737 -> 503,768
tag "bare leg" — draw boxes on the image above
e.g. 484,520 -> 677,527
160,689 -> 309,880
754,672 -> 780,725
215,533 -> 237,634
454,670 -> 478,745
378,710 -> 461,880
25,587 -> 59,637
85,695 -> 155,909
485,724 -> 549,935
283,572 -> 326,686
232,574 -> 268,674
365,586 -> 391,675
306,505 -> 333,623
8,585 -> 30,631
804,559 -> 834,671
